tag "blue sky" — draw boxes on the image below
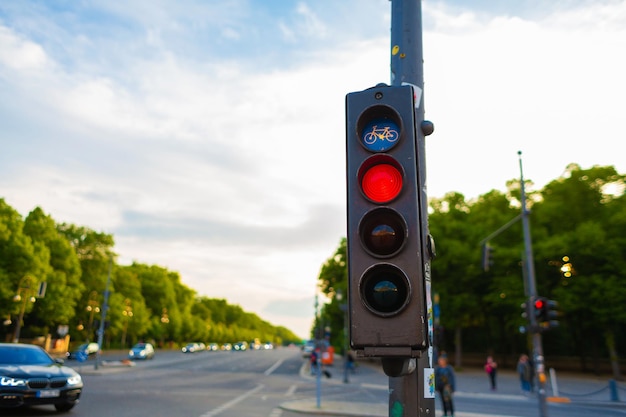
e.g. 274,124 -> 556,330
1,0 -> 625,339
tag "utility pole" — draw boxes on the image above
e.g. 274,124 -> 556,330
389,1 -> 435,416
95,256 -> 112,370
519,151 -> 548,417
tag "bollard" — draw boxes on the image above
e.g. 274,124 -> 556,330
549,368 -> 559,397
609,379 -> 620,402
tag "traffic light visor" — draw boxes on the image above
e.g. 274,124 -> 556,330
356,105 -> 403,152
359,207 -> 407,257
358,154 -> 404,203
360,264 -> 411,316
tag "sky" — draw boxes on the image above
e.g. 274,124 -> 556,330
1,0 -> 625,339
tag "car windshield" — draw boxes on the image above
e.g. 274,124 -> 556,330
0,346 -> 55,365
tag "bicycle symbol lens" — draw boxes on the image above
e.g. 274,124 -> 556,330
361,118 -> 400,152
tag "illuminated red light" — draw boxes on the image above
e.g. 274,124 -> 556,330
361,164 -> 403,203
534,299 -> 545,309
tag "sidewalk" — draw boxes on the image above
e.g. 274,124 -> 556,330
280,356 -> 626,416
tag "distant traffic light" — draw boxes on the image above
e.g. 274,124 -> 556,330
345,84 -> 428,357
531,296 -> 560,331
543,299 -> 559,329
534,297 -> 546,321
482,243 -> 494,271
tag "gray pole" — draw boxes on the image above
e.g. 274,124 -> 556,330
389,1 -> 435,416
518,151 -> 548,417
95,256 -> 112,370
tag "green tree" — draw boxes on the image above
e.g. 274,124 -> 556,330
23,207 -> 84,334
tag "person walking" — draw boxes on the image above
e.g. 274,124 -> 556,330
484,355 -> 498,391
435,352 -> 456,416
517,354 -> 532,395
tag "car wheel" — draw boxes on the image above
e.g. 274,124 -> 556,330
54,402 -> 76,412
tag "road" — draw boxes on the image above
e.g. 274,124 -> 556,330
6,347 -> 626,417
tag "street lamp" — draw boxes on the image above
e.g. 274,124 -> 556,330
85,291 -> 100,340
121,299 -> 133,347
13,275 -> 37,343
160,308 -> 169,348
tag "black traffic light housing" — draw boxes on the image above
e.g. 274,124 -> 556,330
527,296 -> 560,332
482,243 -> 494,272
346,84 -> 428,358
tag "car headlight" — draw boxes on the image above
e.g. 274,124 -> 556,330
1,376 -> 27,387
129,350 -> 133,356
67,375 -> 82,386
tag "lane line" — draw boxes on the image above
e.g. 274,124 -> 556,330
285,384 -> 298,397
199,384 -> 264,417
264,358 -> 284,376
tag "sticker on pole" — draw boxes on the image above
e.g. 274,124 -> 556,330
424,368 -> 435,398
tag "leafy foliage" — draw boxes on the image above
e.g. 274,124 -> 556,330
0,199 -> 299,347
317,165 -> 626,371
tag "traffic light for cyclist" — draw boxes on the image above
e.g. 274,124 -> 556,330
345,84 -> 428,357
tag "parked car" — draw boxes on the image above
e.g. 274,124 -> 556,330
0,343 -> 83,412
128,342 -> 155,360
66,342 -> 99,360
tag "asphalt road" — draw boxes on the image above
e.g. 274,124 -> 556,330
6,347 -> 626,417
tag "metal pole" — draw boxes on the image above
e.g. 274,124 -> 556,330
518,151 -> 548,417
95,257 -> 112,370
390,1 -> 435,416
314,294 -> 321,408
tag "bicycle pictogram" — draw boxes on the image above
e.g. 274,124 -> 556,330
363,125 -> 399,145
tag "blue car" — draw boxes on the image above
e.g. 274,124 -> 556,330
128,343 -> 155,360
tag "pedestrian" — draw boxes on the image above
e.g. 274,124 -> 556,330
484,355 -> 497,390
517,354 -> 532,395
310,349 -> 318,375
435,352 -> 456,416
346,349 -> 356,373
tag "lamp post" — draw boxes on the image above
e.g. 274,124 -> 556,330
336,290 -> 349,384
160,308 -> 169,348
121,299 -> 133,348
86,291 -> 100,340
13,275 -> 37,343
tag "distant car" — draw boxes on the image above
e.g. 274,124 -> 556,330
302,340 -> 315,357
128,342 -> 155,360
0,343 -> 83,412
221,343 -> 232,351
182,343 -> 201,353
233,341 -> 248,351
263,342 -> 274,350
66,342 -> 99,360
207,343 -> 219,351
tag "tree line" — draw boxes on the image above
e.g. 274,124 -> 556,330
0,199 -> 300,349
316,163 -> 626,376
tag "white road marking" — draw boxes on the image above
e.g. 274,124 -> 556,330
199,384 -> 264,417
264,358 -> 284,376
285,384 -> 297,397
